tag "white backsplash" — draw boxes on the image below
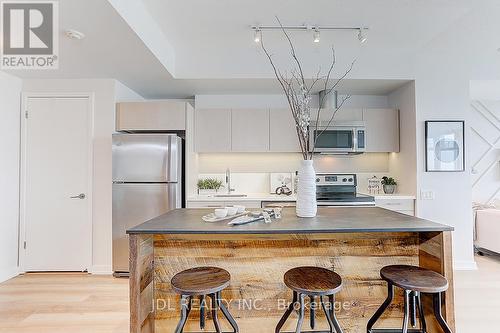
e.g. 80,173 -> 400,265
195,152 -> 392,195
197,172 -> 389,195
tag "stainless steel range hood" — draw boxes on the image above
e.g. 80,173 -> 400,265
318,90 -> 338,109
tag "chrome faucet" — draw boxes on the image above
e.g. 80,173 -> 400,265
225,168 -> 235,194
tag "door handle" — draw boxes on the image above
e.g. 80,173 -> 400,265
70,193 -> 86,199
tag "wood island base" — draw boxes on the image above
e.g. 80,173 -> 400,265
129,231 -> 454,333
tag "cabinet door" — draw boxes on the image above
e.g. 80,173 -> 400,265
195,109 -> 231,152
269,109 -> 300,152
364,108 -> 400,152
116,101 -> 186,131
231,109 -> 270,152
311,108 -> 363,123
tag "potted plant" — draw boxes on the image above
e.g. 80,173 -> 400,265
197,178 -> 224,196
381,177 -> 397,194
259,17 -> 355,217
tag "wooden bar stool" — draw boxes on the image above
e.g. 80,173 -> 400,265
367,265 -> 452,333
276,266 -> 344,333
171,266 -> 239,333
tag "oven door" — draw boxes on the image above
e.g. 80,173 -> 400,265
310,127 -> 356,153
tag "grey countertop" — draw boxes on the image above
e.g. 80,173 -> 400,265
127,207 -> 453,234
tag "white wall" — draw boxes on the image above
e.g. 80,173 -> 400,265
22,79 -> 137,274
469,81 -> 500,204
0,72 -> 22,282
410,2 -> 500,270
388,81 -> 417,196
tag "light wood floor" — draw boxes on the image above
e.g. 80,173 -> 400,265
0,255 -> 498,333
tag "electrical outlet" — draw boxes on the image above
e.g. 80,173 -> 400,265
420,190 -> 435,200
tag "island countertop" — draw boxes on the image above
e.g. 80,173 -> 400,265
127,207 -> 453,234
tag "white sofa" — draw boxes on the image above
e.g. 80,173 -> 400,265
475,208 -> 500,255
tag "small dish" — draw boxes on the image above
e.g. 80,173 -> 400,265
225,206 -> 238,216
214,208 -> 228,218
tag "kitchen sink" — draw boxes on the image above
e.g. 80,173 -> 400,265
213,194 -> 248,198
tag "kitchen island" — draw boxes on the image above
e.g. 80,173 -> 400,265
127,207 -> 454,333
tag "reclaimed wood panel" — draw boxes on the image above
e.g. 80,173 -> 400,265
153,233 -> 420,333
130,234 -> 155,333
419,231 -> 456,332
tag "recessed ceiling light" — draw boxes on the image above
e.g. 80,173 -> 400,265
254,29 -> 262,43
358,28 -> 367,43
313,29 -> 320,43
65,29 -> 85,40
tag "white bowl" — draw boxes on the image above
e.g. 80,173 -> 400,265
214,208 -> 228,218
225,206 -> 238,216
233,205 -> 245,214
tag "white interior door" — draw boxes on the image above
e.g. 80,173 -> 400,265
22,96 -> 92,271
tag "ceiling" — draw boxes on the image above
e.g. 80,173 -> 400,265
3,0 -> 491,98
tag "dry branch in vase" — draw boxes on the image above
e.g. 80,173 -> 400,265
260,16 -> 356,160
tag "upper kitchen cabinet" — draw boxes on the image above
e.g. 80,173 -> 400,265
364,108 -> 400,152
195,109 -> 232,152
116,101 -> 187,131
269,108 -> 300,152
231,109 -> 270,152
311,108 -> 363,123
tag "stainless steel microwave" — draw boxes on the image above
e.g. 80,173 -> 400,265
309,124 -> 366,154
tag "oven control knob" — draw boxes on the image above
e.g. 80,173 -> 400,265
348,178 -> 353,182
316,178 -> 320,182
342,178 -> 347,182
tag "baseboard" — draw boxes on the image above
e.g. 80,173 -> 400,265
89,265 -> 113,275
453,260 -> 478,271
0,267 -> 19,283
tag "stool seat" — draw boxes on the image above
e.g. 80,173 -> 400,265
284,266 -> 342,296
381,265 -> 449,293
171,266 -> 230,296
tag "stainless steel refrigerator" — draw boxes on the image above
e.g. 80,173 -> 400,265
112,134 -> 182,276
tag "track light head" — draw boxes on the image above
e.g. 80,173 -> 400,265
358,28 -> 367,43
254,29 -> 262,43
313,29 -> 320,43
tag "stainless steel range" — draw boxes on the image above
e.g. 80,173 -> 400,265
316,173 -> 375,207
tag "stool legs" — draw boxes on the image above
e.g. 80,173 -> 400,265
402,289 -> 411,333
433,293 -> 452,333
321,295 -> 343,333
310,295 -> 316,329
295,293 -> 306,333
199,295 -> 206,330
367,283 -> 394,333
275,291 -> 298,333
174,293 -> 239,333
416,292 -> 427,333
410,291 -> 417,327
209,294 -> 222,333
174,295 -> 192,333
217,291 -> 239,333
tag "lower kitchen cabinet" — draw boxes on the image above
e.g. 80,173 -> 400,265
187,200 -> 261,208
375,198 -> 415,216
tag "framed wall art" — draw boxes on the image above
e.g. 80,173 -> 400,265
425,120 -> 465,172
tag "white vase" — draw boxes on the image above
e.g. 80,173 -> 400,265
296,160 -> 317,217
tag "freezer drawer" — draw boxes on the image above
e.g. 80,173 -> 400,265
112,134 -> 181,182
112,183 -> 179,273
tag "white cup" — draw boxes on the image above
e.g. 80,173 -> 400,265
225,206 -> 238,216
214,208 -> 228,218
233,205 -> 245,214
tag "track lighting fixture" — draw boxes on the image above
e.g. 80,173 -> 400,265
254,28 -> 262,43
358,28 -> 367,43
313,29 -> 320,43
250,25 -> 368,44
